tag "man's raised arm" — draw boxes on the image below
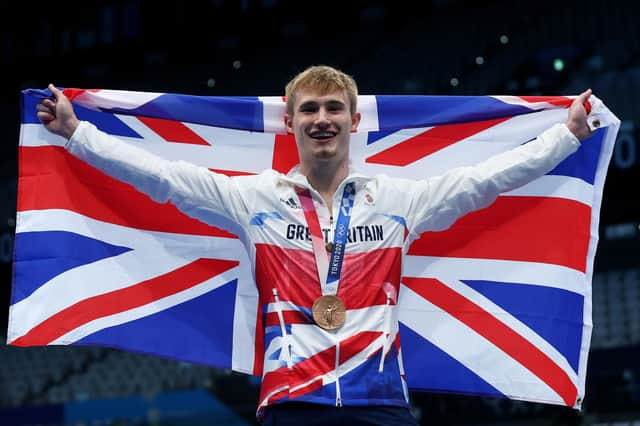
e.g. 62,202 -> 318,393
35,84 -> 255,229
402,89 -> 595,235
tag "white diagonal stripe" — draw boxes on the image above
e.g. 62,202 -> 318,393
491,95 -> 572,111
399,285 -> 569,405
49,265 -> 239,345
10,209 -> 246,341
73,89 -> 163,111
413,277 -> 579,383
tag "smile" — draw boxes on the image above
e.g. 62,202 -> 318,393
309,131 -> 337,140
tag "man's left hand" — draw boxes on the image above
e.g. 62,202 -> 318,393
566,89 -> 593,141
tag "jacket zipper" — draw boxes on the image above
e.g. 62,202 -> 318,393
272,288 -> 292,369
330,201 -> 341,406
329,214 -> 334,240
319,184 -> 344,407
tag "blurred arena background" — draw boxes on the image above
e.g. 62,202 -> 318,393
1,0 -> 639,424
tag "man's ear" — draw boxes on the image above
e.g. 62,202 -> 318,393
351,112 -> 362,132
284,113 -> 293,134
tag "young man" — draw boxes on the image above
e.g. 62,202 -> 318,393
37,65 -> 593,425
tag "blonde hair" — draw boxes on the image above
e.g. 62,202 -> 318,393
285,65 -> 358,116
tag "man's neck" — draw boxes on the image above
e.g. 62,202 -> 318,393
301,160 -> 349,211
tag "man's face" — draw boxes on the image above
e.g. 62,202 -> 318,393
285,88 -> 361,168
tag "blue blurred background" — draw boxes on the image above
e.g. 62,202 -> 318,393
1,1 -> 639,424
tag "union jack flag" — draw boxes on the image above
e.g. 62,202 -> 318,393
9,88 -> 620,408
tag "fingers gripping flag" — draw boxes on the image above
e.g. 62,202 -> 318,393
10,88 -> 620,408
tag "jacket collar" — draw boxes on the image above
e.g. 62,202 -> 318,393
279,163 -> 372,191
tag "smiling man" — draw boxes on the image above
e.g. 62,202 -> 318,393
37,65 -> 593,425
284,69 -> 362,213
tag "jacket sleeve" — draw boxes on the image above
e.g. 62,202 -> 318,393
66,121 -> 254,228
403,123 -> 581,237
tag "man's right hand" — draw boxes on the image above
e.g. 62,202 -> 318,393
36,84 -> 80,140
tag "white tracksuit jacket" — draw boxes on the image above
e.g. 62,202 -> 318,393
66,121 -> 580,413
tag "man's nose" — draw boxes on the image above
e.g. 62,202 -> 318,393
315,108 -> 331,125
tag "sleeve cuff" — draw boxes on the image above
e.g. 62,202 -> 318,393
558,123 -> 581,148
65,121 -> 89,150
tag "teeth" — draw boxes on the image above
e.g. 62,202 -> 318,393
311,132 -> 335,139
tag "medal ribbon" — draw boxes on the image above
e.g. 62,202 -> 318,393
296,182 -> 356,295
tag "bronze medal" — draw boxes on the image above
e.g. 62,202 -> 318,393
312,295 -> 346,330
325,242 -> 334,254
